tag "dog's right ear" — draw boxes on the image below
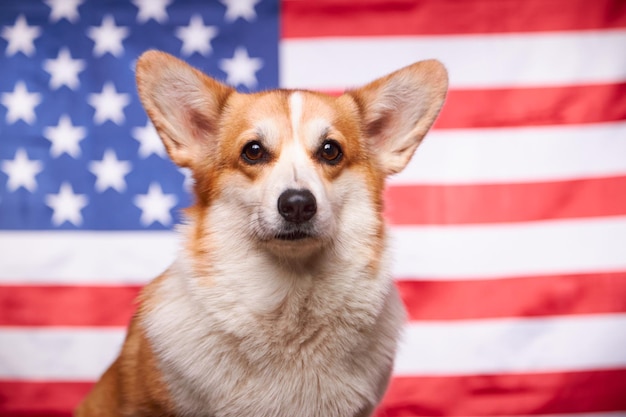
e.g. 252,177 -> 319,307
345,60 -> 448,176
136,50 -> 234,168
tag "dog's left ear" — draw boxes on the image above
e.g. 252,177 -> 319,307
346,60 -> 448,176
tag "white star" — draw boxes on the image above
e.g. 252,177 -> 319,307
43,48 -> 86,90
89,149 -> 132,193
220,0 -> 260,22
45,182 -> 88,227
132,121 -> 166,158
133,0 -> 172,23
87,15 -> 129,57
88,82 -> 131,125
44,0 -> 83,23
1,81 -> 42,125
134,183 -> 178,226
1,15 -> 41,56
1,148 -> 43,192
219,47 -> 263,89
43,114 -> 86,158
176,15 -> 218,57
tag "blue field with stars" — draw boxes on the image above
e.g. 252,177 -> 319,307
0,0 -> 278,230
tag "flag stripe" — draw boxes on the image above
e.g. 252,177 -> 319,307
385,176 -> 626,225
435,83 -> 626,129
280,30 -> 626,89
0,327 -> 123,380
2,377 -> 626,417
2,217 -> 626,283
0,381 -> 90,417
393,121 -> 626,185
0,285 -> 140,327
2,122 -> 625,230
392,217 -> 626,279
382,369 -> 626,416
0,231 -> 177,284
282,0 -> 626,38
4,272 -> 626,327
3,315 -> 626,380
394,314 -> 626,375
397,272 -> 626,321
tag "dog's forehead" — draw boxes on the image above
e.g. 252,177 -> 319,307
229,91 -> 354,142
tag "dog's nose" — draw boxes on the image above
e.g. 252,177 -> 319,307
277,189 -> 317,223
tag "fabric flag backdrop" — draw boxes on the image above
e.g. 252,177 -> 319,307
1,0 -> 626,415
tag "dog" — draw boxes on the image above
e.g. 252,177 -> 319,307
75,50 -> 448,417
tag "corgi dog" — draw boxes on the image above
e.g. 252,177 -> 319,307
76,50 -> 448,417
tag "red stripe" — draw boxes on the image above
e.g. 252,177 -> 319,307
397,271 -> 626,321
384,176 -> 626,225
436,83 -> 626,129
0,285 -> 140,327
282,0 -> 626,38
0,381 -> 91,417
3,370 -> 625,417
377,369 -> 626,416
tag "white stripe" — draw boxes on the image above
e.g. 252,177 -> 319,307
392,121 -> 626,184
1,217 -> 625,283
391,216 -> 626,280
0,327 -> 124,380
394,314 -> 626,376
280,30 -> 626,89
2,314 -> 625,380
0,231 -> 178,284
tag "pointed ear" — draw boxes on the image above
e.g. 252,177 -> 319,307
346,60 -> 448,176
135,50 -> 234,167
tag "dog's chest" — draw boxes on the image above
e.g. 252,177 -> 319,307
144,270 -> 392,417
171,344 -> 375,417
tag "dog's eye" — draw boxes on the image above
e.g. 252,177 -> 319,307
241,141 -> 267,164
318,140 -> 343,165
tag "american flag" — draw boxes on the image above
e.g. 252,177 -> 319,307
1,0 -> 626,415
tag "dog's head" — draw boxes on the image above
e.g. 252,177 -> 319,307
136,51 -> 447,259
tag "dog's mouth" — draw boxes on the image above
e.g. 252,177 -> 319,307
274,230 -> 312,241
261,222 -> 324,255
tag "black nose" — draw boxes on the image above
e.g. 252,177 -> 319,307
277,189 -> 317,223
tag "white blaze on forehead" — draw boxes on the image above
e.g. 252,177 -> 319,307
285,91 -> 309,183
289,92 -> 303,144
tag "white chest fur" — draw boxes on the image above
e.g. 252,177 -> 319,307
142,253 -> 404,417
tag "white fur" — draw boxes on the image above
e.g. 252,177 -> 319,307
144,250 -> 403,417
289,92 -> 303,144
